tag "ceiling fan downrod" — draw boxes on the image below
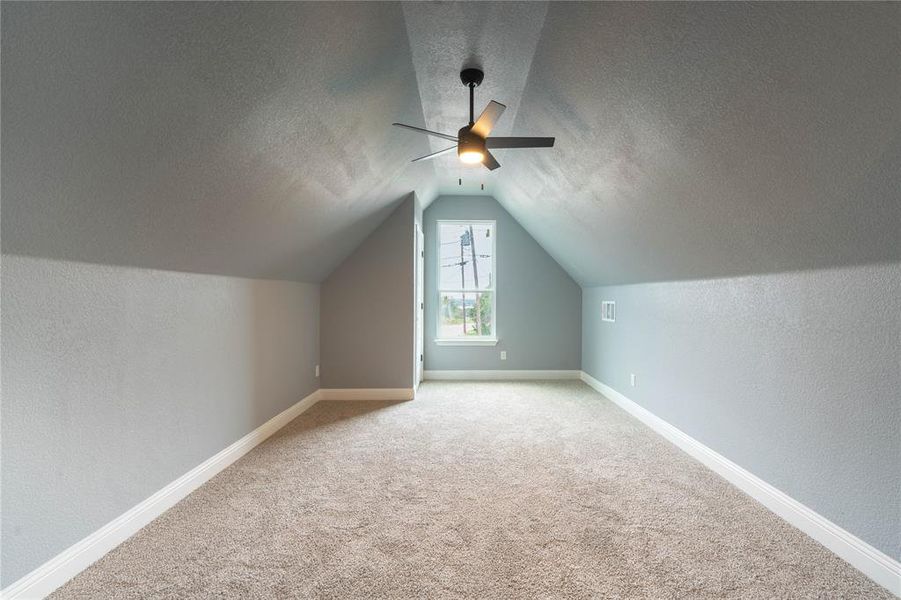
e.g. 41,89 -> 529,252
460,68 -> 484,126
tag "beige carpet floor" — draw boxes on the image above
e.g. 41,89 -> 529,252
52,381 -> 890,599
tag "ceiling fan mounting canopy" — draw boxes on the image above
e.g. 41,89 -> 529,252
391,67 -> 554,171
460,68 -> 484,87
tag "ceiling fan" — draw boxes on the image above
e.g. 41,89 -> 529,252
392,68 -> 555,171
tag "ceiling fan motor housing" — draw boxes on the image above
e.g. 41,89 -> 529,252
457,126 -> 486,159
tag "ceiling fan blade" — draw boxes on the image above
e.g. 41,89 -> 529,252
486,136 -> 555,149
470,101 -> 506,138
392,123 -> 458,143
411,146 -> 457,163
482,150 -> 501,171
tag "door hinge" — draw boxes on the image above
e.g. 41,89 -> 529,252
420,354 -> 423,361
420,302 -> 424,309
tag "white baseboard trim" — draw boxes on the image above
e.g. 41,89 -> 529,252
579,371 -> 901,597
424,369 -> 582,380
8,378 -> 897,598
1,389 -> 322,600
318,388 -> 414,401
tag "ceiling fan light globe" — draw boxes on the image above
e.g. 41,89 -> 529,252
459,150 -> 484,164
457,126 -> 487,165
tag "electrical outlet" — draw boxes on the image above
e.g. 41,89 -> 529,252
315,365 -> 320,378
630,373 -> 636,387
500,351 -> 507,361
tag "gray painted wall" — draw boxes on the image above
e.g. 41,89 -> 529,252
1,255 -> 320,587
320,196 -> 415,389
581,262 -> 901,560
424,196 -> 581,371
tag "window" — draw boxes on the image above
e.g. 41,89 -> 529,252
436,220 -> 496,345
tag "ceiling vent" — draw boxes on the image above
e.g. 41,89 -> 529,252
601,301 -> 615,322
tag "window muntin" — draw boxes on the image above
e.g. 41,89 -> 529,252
437,220 -> 496,341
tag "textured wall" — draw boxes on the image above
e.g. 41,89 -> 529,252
1,255 -> 320,586
424,196 -> 581,371
582,262 -> 901,560
320,196 -> 415,389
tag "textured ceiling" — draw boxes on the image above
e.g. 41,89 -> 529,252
1,2 -> 432,282
494,2 -> 901,285
3,2 -> 898,285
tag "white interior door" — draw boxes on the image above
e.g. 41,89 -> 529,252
415,224 -> 424,386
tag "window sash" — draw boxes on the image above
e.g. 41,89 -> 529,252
436,220 -> 496,339
437,291 -> 496,339
438,287 -> 495,293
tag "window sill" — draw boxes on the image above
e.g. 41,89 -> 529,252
434,338 -> 498,347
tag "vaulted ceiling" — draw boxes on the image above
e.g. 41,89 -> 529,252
3,2 -> 898,285
2,3 -> 429,282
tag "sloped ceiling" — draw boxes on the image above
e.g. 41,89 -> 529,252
3,2 -> 898,285
1,2 -> 432,282
494,2 -> 901,285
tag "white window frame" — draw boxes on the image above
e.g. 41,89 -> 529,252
435,219 -> 497,346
